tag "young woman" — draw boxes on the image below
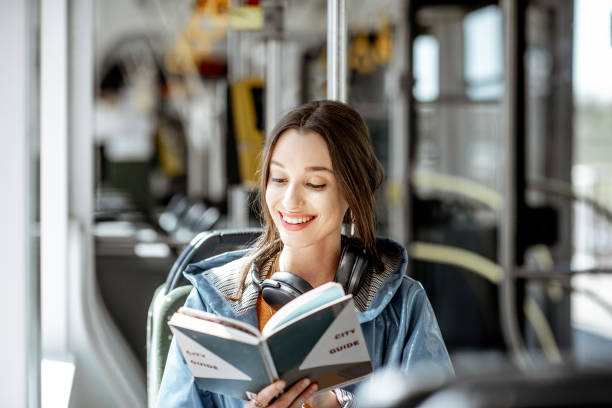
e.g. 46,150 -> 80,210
157,100 -> 453,408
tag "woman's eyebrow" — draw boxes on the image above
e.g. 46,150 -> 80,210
305,166 -> 333,173
270,160 -> 332,173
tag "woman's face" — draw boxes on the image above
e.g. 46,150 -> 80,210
265,129 -> 348,250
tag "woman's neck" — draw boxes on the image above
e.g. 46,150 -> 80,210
278,239 -> 342,288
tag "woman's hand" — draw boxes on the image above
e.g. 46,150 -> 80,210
245,379 -> 318,408
302,391 -> 341,408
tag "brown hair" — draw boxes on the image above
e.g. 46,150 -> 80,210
231,100 -> 384,300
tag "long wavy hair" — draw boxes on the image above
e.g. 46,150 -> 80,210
231,100 -> 384,300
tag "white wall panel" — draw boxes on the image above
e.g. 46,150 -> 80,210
0,0 -> 36,406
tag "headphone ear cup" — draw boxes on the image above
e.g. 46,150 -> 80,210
335,244 -> 353,293
261,271 -> 313,310
336,239 -> 370,295
347,248 -> 369,294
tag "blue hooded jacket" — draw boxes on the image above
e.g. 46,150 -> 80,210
157,237 -> 453,407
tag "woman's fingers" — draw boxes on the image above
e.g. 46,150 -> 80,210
269,378 -> 318,408
289,383 -> 318,408
246,380 -> 286,408
246,378 -> 319,408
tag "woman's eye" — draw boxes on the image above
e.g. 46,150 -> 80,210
270,178 -> 286,184
308,183 -> 326,190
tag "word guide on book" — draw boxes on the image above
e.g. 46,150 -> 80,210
299,302 -> 369,370
174,329 -> 252,381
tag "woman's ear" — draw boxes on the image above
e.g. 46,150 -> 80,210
349,209 -> 357,237
343,208 -> 352,224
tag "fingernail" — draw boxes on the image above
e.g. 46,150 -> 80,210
305,384 -> 318,398
302,379 -> 311,387
277,380 -> 286,390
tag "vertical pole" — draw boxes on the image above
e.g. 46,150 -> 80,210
41,0 -> 69,357
404,0 -> 415,249
389,0 -> 414,247
28,1 -> 41,406
263,0 -> 283,138
265,39 -> 281,137
226,22 -> 248,228
327,0 -> 347,102
500,0 -> 528,369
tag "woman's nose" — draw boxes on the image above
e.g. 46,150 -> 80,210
282,183 -> 304,210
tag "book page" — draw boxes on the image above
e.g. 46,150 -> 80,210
298,299 -> 370,370
171,312 -> 260,345
261,282 -> 345,337
179,307 -> 262,338
264,297 -> 372,393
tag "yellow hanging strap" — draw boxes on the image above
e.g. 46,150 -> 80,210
230,78 -> 264,187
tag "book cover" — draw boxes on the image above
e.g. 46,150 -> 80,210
266,296 -> 372,392
170,322 -> 274,399
168,282 -> 372,400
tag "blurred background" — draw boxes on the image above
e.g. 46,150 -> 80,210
2,0 -> 612,407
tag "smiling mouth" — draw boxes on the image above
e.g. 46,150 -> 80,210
279,212 -> 316,225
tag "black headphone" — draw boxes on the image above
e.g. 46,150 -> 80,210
251,236 -> 370,310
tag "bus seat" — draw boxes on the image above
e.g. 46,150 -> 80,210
146,283 -> 191,407
146,228 -> 262,407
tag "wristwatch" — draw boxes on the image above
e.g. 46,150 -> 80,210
332,388 -> 355,408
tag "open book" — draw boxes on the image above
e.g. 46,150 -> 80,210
168,282 -> 372,400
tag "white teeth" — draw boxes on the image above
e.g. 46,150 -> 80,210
282,215 -> 314,224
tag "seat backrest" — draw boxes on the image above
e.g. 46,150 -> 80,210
146,283 -> 191,407
147,228 -> 262,407
164,228 -> 262,294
